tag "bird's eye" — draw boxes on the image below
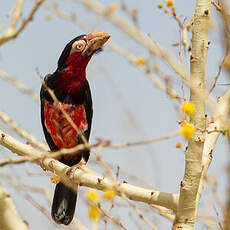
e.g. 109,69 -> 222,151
76,44 -> 83,49
71,40 -> 86,53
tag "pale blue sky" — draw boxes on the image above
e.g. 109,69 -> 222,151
0,0 -> 228,229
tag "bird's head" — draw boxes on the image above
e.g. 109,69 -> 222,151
57,32 -> 110,71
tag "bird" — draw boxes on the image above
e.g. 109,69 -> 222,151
40,32 -> 110,225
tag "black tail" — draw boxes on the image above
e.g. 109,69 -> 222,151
51,182 -> 78,225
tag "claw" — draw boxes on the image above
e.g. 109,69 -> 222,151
66,158 -> 86,180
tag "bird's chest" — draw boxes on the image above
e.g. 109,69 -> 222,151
44,101 -> 87,150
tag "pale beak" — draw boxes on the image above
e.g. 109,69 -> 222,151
83,32 -> 111,56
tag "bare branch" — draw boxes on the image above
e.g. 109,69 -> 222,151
174,0 -> 212,229
45,4 -> 180,99
0,183 -> 28,230
0,112 -> 47,150
0,130 -> 179,211
211,0 -> 222,11
109,43 -> 180,99
0,70 -> 39,103
0,0 -> 45,46
75,0 -> 189,80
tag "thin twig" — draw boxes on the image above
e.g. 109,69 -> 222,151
211,0 -> 222,12
75,0 -> 189,80
0,0 -> 45,46
127,200 -> 158,230
99,206 -> 128,230
0,112 -> 47,150
0,70 -> 39,103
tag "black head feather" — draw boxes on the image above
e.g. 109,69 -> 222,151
57,35 -> 86,68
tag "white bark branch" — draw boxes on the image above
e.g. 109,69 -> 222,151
1,90 -> 230,229
0,183 -> 28,230
173,0 -> 212,229
0,130 -> 178,211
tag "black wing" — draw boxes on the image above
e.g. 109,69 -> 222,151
40,74 -> 59,151
81,81 -> 93,163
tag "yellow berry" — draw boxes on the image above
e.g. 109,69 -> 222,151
85,190 -> 99,202
186,23 -> 192,30
181,102 -> 196,117
88,205 -> 100,219
180,123 -> 195,139
104,189 -> 117,200
165,0 -> 174,8
134,56 -> 145,66
157,3 -> 163,9
50,174 -> 61,184
176,142 -> 182,148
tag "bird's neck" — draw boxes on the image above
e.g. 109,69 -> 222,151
64,52 -> 91,72
52,53 -> 91,101
54,66 -> 87,100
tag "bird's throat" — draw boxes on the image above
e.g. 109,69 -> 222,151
54,52 -> 91,99
55,67 -> 87,97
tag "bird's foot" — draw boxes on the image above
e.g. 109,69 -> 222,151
67,159 -> 86,180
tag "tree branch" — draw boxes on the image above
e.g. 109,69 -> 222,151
0,70 -> 40,103
0,183 -> 28,230
0,130 -> 179,211
173,0 -> 212,229
0,0 -> 44,46
75,0 -> 189,80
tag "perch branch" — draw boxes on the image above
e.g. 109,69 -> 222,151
0,130 -> 178,211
